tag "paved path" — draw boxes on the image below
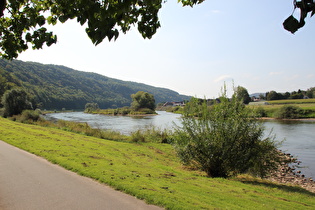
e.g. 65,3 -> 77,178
0,141 -> 163,210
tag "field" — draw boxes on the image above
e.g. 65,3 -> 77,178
0,117 -> 314,209
249,99 -> 315,118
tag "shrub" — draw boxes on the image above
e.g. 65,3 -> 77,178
274,105 -> 302,119
130,130 -> 146,142
254,106 -> 267,117
19,110 -> 41,123
84,103 -> 99,113
172,89 -> 281,178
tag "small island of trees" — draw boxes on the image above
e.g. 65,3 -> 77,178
84,91 -> 157,115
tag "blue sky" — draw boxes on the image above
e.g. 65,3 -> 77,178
19,0 -> 315,98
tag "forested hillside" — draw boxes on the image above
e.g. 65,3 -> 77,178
0,59 -> 190,110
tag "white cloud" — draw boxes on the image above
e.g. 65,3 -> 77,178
211,10 -> 221,14
214,75 -> 233,83
269,71 -> 283,76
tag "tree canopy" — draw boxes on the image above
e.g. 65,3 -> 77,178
131,91 -> 156,111
233,86 -> 251,105
1,1 -> 312,59
0,0 -> 204,59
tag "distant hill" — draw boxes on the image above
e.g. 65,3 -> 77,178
249,93 -> 266,98
0,59 -> 191,110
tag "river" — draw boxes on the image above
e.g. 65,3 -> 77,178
46,111 -> 315,178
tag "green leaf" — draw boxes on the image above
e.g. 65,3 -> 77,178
283,15 -> 300,34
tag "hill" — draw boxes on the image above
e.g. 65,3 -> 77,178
0,59 -> 191,110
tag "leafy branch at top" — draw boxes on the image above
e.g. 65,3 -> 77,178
283,0 -> 315,33
0,0 -> 203,60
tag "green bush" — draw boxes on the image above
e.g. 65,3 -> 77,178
130,130 -> 146,142
254,106 -> 267,117
130,127 -> 172,143
274,105 -> 302,119
172,90 -> 281,178
19,110 -> 41,123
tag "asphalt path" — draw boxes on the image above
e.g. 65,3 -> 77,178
0,141 -> 163,210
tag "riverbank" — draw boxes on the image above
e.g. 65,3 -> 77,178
86,108 -> 157,116
259,117 -> 315,121
0,117 -> 314,209
267,152 -> 315,193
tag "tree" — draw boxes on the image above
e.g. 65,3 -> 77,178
172,89 -> 280,178
1,0 -> 309,59
233,86 -> 251,104
1,88 -> 33,117
0,0 -> 204,59
131,91 -> 156,111
306,87 -> 315,98
84,102 -> 99,113
266,90 -> 279,101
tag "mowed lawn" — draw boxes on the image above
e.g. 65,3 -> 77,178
0,117 -> 314,209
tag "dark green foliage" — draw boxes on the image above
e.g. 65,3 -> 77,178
172,91 -> 280,178
266,90 -> 280,101
1,88 -> 32,117
233,86 -> 251,104
130,127 -> 172,143
254,106 -> 267,117
17,110 -> 41,123
0,59 -> 190,110
283,0 -> 315,34
131,91 -> 156,111
275,105 -> 302,119
84,103 -> 99,113
0,0 -> 203,59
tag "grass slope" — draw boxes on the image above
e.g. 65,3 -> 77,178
0,118 -> 314,209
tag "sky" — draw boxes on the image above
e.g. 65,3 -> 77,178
18,0 -> 315,98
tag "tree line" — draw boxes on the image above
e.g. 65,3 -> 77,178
264,87 -> 315,101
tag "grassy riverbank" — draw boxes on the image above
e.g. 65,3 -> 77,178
249,99 -> 315,119
0,117 -> 314,209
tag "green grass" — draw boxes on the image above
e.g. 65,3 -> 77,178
267,99 -> 315,105
0,117 -> 314,209
249,99 -> 315,118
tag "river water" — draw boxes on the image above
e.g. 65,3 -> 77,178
46,111 -> 315,178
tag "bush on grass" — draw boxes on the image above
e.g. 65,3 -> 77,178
172,88 -> 281,178
274,105 -> 302,119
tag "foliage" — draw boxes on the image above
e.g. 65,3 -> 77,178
84,103 -> 99,113
0,0 -> 205,59
1,88 -> 32,117
90,107 -> 156,115
253,106 -> 267,118
130,127 -> 172,143
266,90 -> 281,101
17,109 -> 41,123
274,105 -> 303,119
131,91 -> 156,111
172,91 -> 281,178
249,99 -> 315,118
265,88 -> 314,101
283,0 -> 315,33
0,59 -> 190,110
1,117 -> 314,209
233,86 -> 251,104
